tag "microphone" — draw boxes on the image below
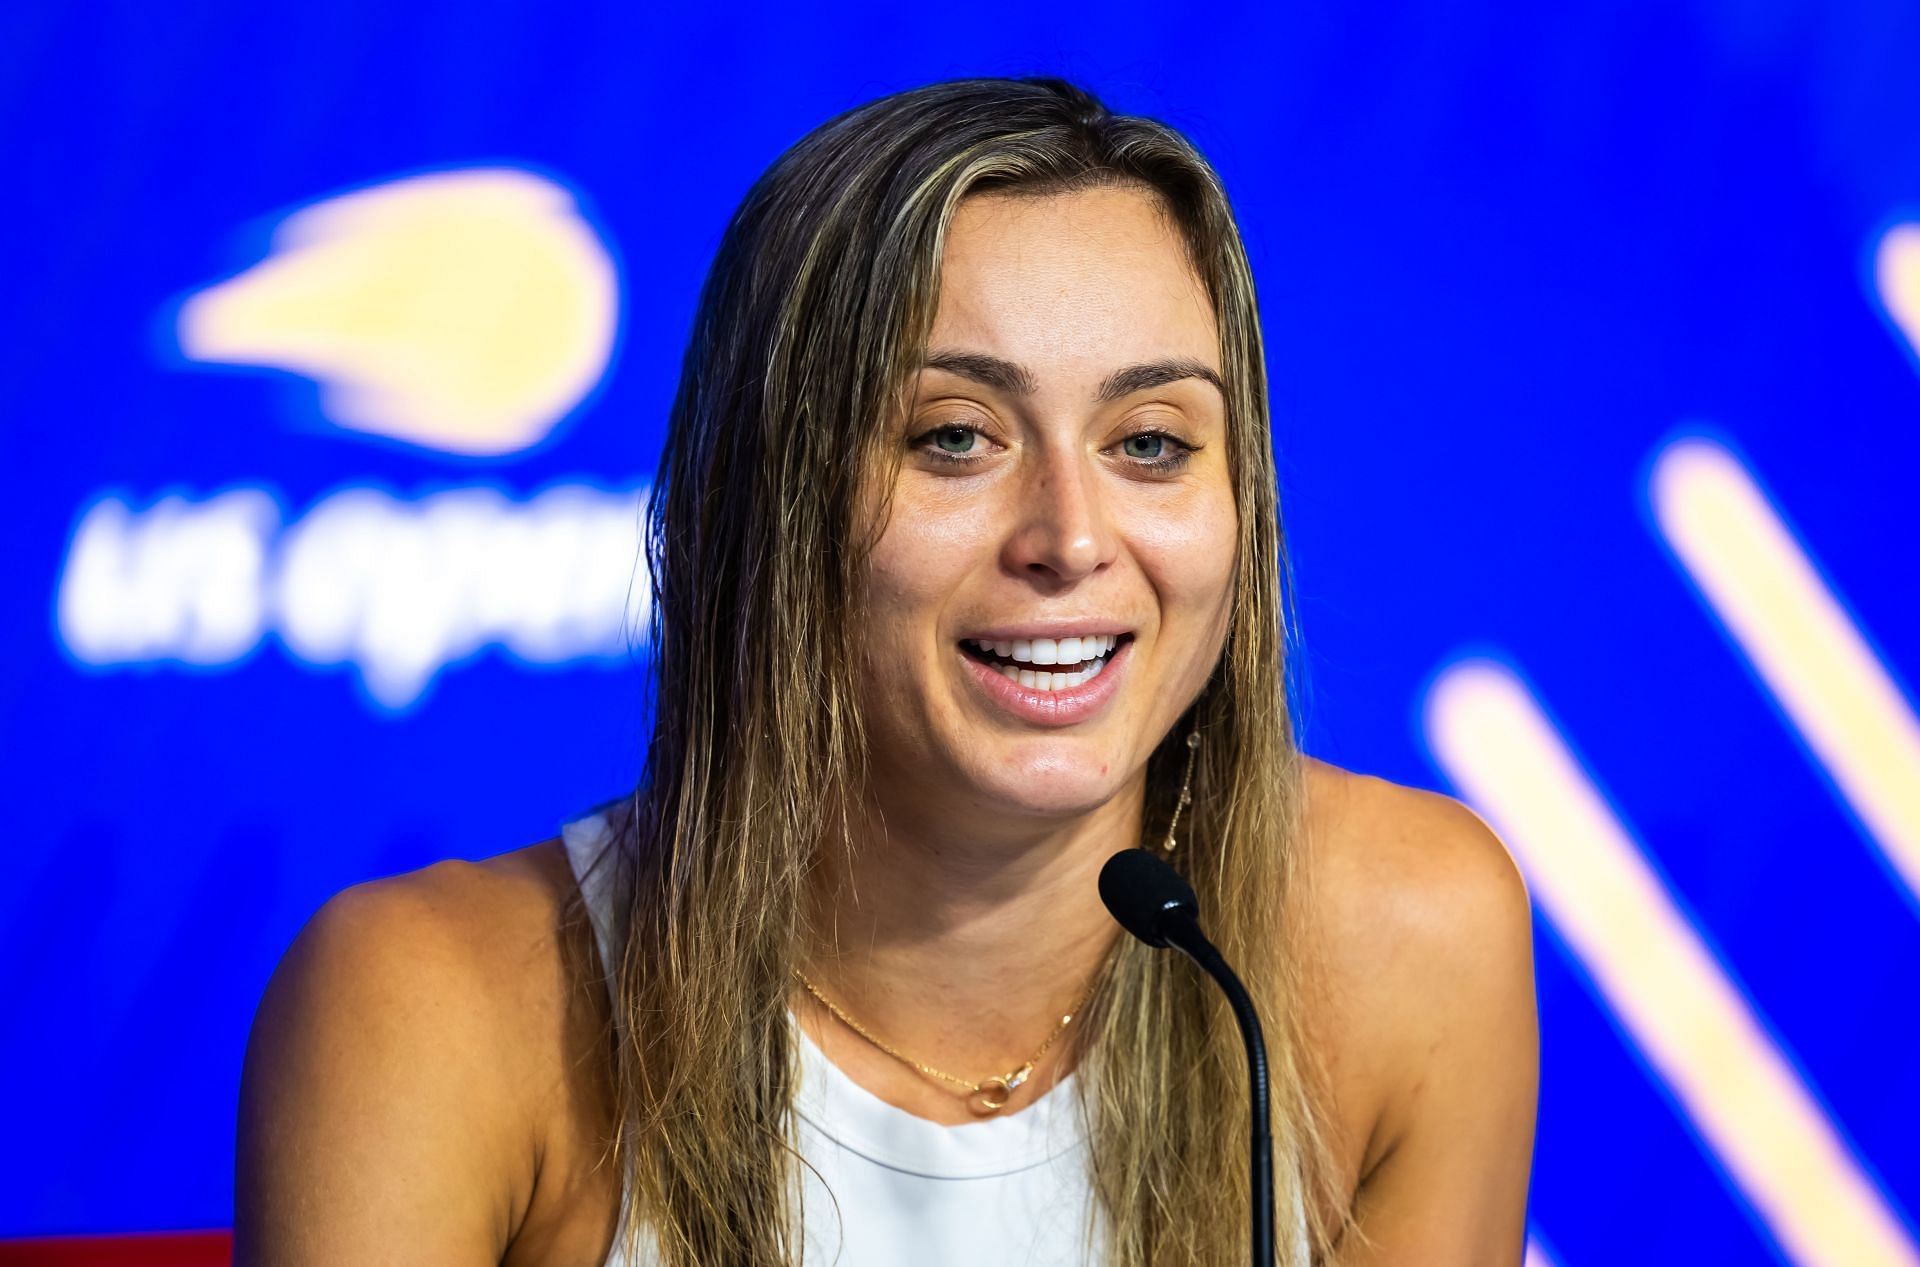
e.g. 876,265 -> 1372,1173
1099,848 -> 1273,1267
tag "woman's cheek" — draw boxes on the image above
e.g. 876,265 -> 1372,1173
865,485 -> 995,608
1135,488 -> 1236,601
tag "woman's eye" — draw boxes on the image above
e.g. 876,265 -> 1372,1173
1115,431 -> 1193,472
912,420 -> 995,466
932,425 -> 977,455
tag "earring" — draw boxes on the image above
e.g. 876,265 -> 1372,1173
1160,729 -> 1201,853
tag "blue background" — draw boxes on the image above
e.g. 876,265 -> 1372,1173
4,2 -> 1918,1261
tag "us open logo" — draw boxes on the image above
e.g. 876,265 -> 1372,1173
54,166 -> 649,712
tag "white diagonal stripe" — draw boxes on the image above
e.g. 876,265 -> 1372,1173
1426,658 -> 1918,1267
1651,437 -> 1920,904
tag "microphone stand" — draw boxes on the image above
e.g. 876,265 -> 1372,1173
1098,847 -> 1275,1266
1162,910 -> 1274,1267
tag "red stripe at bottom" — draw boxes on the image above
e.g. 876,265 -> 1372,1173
0,1230 -> 231,1266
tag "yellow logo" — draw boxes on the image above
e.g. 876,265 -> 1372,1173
175,167 -> 619,457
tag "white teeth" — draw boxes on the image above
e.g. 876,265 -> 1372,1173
966,633 -> 1124,681
991,657 -> 1108,692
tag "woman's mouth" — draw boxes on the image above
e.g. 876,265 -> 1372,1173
958,633 -> 1128,691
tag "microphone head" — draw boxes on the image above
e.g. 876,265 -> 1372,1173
1099,848 -> 1200,948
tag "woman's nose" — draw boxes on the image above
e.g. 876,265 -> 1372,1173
1001,446 -> 1116,586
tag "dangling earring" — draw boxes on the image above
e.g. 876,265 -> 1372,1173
1160,728 -> 1201,853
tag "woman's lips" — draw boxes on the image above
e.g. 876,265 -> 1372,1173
957,636 -> 1131,727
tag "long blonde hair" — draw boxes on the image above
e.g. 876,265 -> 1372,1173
572,75 -> 1341,1265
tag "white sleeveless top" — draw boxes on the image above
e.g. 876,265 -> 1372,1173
560,803 -> 1312,1266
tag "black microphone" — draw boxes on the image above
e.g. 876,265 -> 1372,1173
1099,848 -> 1273,1267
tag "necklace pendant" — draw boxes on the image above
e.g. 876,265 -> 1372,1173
967,1077 -> 1013,1116
1002,1062 -> 1034,1092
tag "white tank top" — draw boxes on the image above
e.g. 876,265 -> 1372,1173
560,803 -> 1312,1266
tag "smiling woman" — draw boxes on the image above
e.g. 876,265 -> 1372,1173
235,76 -> 1538,1267
857,184 -> 1242,830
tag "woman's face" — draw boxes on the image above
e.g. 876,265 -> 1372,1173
856,183 -> 1238,831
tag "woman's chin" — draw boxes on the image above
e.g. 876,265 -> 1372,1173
967,765 -> 1133,823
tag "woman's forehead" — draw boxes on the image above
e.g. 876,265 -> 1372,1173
930,185 -> 1219,376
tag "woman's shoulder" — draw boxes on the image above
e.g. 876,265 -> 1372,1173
1298,755 -> 1530,941
1293,756 -> 1538,1229
236,837 -> 620,1265
294,836 -> 592,1060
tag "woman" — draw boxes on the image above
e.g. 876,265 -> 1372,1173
236,76 -> 1538,1265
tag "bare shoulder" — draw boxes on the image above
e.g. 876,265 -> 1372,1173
236,838 -> 617,1266
1299,755 -> 1531,967
1296,756 -> 1538,1261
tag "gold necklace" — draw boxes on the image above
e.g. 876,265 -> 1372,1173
793,969 -> 1093,1116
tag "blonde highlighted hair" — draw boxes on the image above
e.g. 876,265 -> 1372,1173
569,75 -> 1341,1265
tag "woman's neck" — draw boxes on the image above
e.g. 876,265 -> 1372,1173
794,780 -> 1142,1123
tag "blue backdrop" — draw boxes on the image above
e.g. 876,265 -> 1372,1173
6,3 -> 1919,1263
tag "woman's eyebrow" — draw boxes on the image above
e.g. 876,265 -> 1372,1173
922,349 -> 1224,403
1095,357 -> 1225,403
